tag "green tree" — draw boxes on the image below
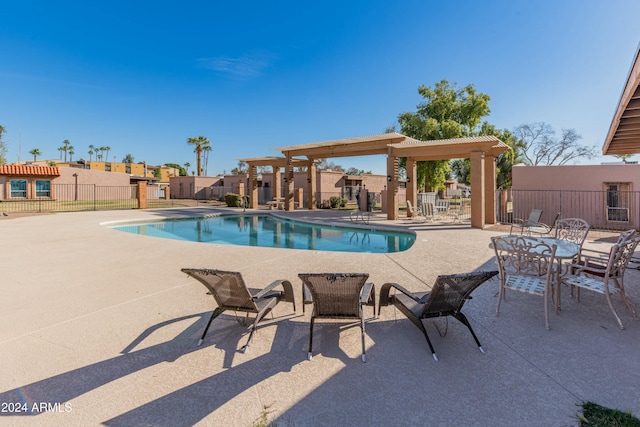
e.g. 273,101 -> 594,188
187,136 -> 211,176
122,153 -> 134,163
230,160 -> 248,175
614,154 -> 635,163
0,125 -> 7,165
88,144 -> 95,162
202,145 -> 212,175
183,162 -> 191,175
165,163 -> 187,176
29,148 -> 42,162
397,79 -> 491,191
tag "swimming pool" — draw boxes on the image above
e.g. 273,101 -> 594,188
109,214 -> 415,253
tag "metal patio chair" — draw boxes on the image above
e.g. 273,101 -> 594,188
510,209 -> 544,235
492,235 -> 559,329
563,234 -> 640,329
378,271 -> 498,361
181,268 -> 295,352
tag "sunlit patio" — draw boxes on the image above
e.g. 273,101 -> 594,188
1,207 -> 639,426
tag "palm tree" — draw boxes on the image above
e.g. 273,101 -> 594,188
184,162 -> 191,175
62,139 -> 72,162
29,148 -> 41,162
88,145 -> 95,162
122,153 -> 134,163
202,145 -> 212,175
69,146 -> 74,161
0,125 -> 6,165
186,136 -> 211,176
58,146 -> 64,160
103,146 -> 111,162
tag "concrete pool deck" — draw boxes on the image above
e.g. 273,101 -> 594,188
1,207 -> 639,426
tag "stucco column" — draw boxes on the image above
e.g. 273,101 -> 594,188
137,181 -> 147,209
285,153 -> 295,211
386,154 -> 399,220
484,155 -> 497,224
307,163 -> 317,210
470,151 -> 485,228
248,164 -> 258,208
273,167 -> 281,200
406,158 -> 416,217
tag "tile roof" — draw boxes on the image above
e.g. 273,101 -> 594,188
0,165 -> 61,176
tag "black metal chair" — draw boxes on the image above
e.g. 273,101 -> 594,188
298,273 -> 375,362
378,271 -> 498,361
181,268 -> 295,353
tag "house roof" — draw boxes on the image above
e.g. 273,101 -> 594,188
603,43 -> 640,155
0,165 -> 61,177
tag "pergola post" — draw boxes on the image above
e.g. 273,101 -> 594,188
484,155 -> 497,224
386,154 -> 399,220
285,153 -> 295,211
470,151 -> 486,228
307,163 -> 317,210
248,164 -> 258,208
406,158 -> 416,217
273,166 -> 282,200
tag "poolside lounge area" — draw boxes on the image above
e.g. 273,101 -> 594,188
1,207 -> 639,426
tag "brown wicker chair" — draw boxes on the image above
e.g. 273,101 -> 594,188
378,271 -> 498,361
298,273 -> 375,362
181,268 -> 295,353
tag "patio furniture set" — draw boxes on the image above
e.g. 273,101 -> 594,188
180,211 -> 639,363
406,199 -> 469,224
494,211 -> 640,330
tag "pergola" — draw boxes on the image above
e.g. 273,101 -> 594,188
243,133 -> 509,228
603,45 -> 640,155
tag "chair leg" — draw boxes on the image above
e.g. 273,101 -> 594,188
417,320 -> 438,361
308,316 -> 315,360
454,313 -> 484,353
604,291 -> 625,330
360,313 -> 367,363
198,307 -> 224,346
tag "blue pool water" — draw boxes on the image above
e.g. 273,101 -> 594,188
109,214 -> 415,253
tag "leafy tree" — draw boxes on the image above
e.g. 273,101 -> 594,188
231,161 -> 248,175
186,136 -> 211,176
513,122 -> 596,165
397,79 -> 491,191
29,148 -> 41,162
122,153 -> 134,163
344,167 -> 372,175
152,167 -> 162,179
0,125 -> 6,165
165,163 -> 187,176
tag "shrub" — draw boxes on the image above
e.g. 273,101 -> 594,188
329,196 -> 341,208
225,193 -> 242,207
340,198 -> 348,208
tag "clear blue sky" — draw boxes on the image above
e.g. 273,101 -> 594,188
2,0 -> 639,175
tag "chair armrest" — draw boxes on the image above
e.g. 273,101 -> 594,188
360,282 -> 375,306
567,260 -> 607,276
528,222 -> 551,233
509,219 -> 526,234
378,282 -> 423,308
253,279 -> 295,307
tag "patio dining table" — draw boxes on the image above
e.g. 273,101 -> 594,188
492,235 -> 580,310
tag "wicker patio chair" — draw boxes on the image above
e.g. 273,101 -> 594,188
298,273 -> 375,362
181,268 -> 295,352
563,234 -> 640,329
491,235 -> 558,329
378,271 -> 498,361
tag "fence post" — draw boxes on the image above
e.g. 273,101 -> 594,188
137,181 -> 148,209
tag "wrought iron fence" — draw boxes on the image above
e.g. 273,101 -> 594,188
497,189 -> 640,231
0,184 -> 200,213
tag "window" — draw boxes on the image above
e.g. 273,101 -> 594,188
605,183 -> 630,222
10,179 -> 27,198
35,180 -> 51,197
